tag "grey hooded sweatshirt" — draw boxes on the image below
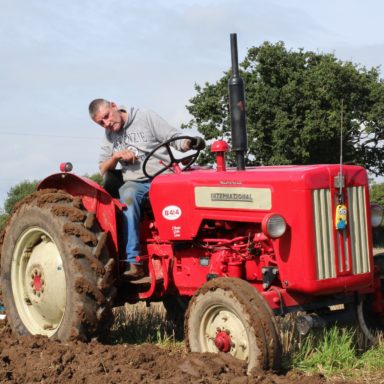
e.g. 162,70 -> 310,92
99,107 -> 186,181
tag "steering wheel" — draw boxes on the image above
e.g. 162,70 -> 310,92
142,135 -> 201,179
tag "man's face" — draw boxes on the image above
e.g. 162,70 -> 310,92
93,102 -> 124,132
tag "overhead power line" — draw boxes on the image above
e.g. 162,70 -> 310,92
0,132 -> 100,140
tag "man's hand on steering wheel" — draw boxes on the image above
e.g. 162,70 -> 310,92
142,135 -> 205,179
183,136 -> 206,151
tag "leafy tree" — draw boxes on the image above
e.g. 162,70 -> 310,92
85,172 -> 103,186
370,182 -> 384,246
184,42 -> 384,174
4,180 -> 39,215
370,182 -> 384,206
0,180 -> 38,231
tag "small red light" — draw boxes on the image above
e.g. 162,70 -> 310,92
210,140 -> 229,153
60,162 -> 73,173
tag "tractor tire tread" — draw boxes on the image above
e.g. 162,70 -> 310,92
0,189 -> 116,342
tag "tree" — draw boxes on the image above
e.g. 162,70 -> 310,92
0,180 -> 38,231
184,42 -> 384,174
3,180 -> 39,215
370,182 -> 384,206
84,172 -> 103,186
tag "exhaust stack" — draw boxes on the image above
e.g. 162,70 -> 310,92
228,33 -> 248,170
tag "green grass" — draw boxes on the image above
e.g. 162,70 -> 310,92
292,327 -> 359,374
290,326 -> 384,381
108,302 -> 184,348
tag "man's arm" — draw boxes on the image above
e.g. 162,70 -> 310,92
99,149 -> 138,176
146,110 -> 205,151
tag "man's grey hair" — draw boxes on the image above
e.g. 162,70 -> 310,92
88,99 -> 110,118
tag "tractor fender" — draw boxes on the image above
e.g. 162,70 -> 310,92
38,173 -> 123,253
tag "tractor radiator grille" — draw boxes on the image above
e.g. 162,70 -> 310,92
347,186 -> 370,274
313,189 -> 336,280
312,187 -> 370,280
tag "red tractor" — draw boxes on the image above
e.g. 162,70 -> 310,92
1,34 -> 383,372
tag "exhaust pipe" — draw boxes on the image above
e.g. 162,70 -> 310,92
228,33 -> 248,170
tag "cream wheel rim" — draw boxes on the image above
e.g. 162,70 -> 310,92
199,304 -> 250,361
11,227 -> 67,336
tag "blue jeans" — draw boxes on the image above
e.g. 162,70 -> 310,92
119,181 -> 151,265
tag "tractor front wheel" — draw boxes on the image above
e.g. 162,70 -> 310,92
184,277 -> 281,373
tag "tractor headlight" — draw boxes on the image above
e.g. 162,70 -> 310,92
262,214 -> 287,238
371,204 -> 383,228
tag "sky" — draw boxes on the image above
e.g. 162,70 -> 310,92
1,0 -> 384,209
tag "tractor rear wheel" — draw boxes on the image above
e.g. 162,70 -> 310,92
184,277 -> 281,373
0,189 -> 116,341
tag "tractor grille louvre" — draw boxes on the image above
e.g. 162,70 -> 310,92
313,189 -> 336,279
313,186 -> 370,280
347,186 -> 370,274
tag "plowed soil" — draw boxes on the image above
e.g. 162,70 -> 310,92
0,319 -> 356,384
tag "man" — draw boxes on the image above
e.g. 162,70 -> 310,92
89,99 -> 204,280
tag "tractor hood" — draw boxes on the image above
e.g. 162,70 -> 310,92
149,164 -> 368,241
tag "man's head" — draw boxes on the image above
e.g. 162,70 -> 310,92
89,99 -> 126,132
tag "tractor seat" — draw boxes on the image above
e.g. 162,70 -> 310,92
103,170 -> 124,199
103,170 -> 151,210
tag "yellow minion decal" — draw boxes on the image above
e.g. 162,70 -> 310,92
335,204 -> 347,230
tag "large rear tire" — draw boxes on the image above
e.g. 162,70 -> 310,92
0,189 -> 116,341
184,277 -> 281,373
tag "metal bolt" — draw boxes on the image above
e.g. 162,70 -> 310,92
24,298 -> 32,305
239,343 -> 247,351
22,251 -> 31,259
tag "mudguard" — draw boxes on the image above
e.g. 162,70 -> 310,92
38,173 -> 123,253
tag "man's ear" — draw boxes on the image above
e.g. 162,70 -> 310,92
110,102 -> 118,109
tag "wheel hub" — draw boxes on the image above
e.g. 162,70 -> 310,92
34,275 -> 42,291
214,330 -> 232,352
28,266 -> 45,298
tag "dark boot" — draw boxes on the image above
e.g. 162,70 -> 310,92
123,264 -> 145,280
